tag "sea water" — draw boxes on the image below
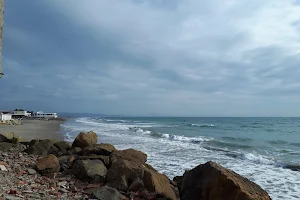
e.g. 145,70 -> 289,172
61,117 -> 300,200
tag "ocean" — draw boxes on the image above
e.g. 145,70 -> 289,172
61,117 -> 300,200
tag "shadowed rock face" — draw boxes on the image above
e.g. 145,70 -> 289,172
0,0 -> 4,77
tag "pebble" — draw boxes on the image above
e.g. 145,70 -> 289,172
27,168 -> 36,175
0,164 -> 7,171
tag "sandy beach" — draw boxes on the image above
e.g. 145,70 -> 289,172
0,119 -> 64,141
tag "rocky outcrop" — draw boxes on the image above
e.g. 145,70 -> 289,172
144,168 -> 177,200
36,154 -> 60,174
179,161 -> 271,200
0,142 -> 16,151
72,131 -> 98,148
80,143 -> 116,156
110,148 -> 147,165
0,134 -> 8,142
72,159 -> 107,183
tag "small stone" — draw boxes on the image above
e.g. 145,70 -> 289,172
59,188 -> 69,193
58,181 -> 68,187
27,168 -> 37,175
0,164 -> 7,171
4,195 -> 22,200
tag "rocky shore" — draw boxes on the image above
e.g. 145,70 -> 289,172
0,131 -> 271,200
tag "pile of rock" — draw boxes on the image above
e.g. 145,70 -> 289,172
0,131 -> 272,200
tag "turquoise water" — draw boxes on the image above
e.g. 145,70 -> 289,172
61,117 -> 300,200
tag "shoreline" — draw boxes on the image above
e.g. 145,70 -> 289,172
0,119 -> 64,141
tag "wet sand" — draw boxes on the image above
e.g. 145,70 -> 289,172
0,119 -> 64,141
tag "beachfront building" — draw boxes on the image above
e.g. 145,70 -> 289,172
12,110 -> 31,118
0,110 -> 12,120
34,111 -> 58,119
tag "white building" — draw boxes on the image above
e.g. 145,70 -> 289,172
34,111 -> 58,118
12,110 -> 31,118
0,113 -> 12,120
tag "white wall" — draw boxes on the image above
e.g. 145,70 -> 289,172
1,114 -> 11,120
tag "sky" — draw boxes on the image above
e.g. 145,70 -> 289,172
1,0 -> 300,117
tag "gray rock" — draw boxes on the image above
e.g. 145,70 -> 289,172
0,142 -> 16,151
91,186 -> 121,200
27,168 -> 37,175
4,196 -> 22,200
107,175 -> 128,191
25,140 -> 54,156
54,141 -> 71,151
72,159 -> 107,183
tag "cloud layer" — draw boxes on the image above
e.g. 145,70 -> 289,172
2,0 -> 300,116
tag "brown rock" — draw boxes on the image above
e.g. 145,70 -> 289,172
110,148 -> 147,165
72,131 -> 98,148
36,154 -> 60,174
107,175 -> 128,191
106,159 -> 145,186
80,143 -> 116,156
180,161 -> 271,200
129,177 -> 144,191
143,168 -> 176,200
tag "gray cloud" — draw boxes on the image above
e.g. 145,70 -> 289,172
1,0 -> 300,116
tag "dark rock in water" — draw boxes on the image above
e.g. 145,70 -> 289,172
180,161 -> 271,200
72,159 -> 107,183
69,147 -> 82,155
90,186 -> 121,200
110,148 -> 147,165
25,140 -> 54,156
107,175 -> 128,191
129,177 -> 144,192
54,141 -> 71,151
173,176 -> 183,189
143,168 -> 177,200
77,155 -> 110,167
0,142 -> 16,151
106,159 -> 145,187
80,143 -> 116,156
36,154 -> 60,175
72,131 -> 98,149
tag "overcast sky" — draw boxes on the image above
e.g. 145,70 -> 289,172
1,0 -> 300,116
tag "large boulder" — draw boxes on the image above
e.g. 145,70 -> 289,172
54,141 -> 71,151
143,168 -> 177,200
72,131 -> 98,148
106,159 -> 145,190
180,161 -> 271,200
36,154 -> 60,174
110,149 -> 147,165
77,155 -> 110,167
80,143 -> 116,156
72,159 -> 107,183
88,186 -> 122,200
25,140 -> 55,156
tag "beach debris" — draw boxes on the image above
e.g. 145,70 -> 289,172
71,131 -> 98,148
27,168 -> 36,175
